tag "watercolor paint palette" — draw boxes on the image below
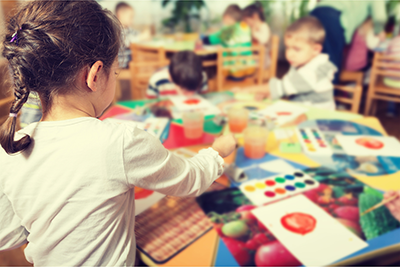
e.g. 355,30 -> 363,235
295,127 -> 333,156
239,171 -> 320,205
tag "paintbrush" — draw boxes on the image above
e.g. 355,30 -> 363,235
361,194 -> 398,216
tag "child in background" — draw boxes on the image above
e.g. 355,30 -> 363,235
242,3 -> 271,66
200,5 -> 253,80
146,51 -> 208,99
242,16 -> 337,110
0,1 -> 236,266
115,2 -> 151,68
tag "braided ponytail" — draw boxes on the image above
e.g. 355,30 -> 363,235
0,0 -> 122,155
0,29 -> 31,154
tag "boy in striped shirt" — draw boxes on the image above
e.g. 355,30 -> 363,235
146,51 -> 208,99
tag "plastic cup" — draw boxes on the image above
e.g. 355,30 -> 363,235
182,111 -> 204,139
243,126 -> 268,159
228,108 -> 249,133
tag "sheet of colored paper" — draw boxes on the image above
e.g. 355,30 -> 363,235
169,95 -> 221,119
162,123 -> 215,149
99,105 -> 131,120
258,101 -> 308,127
336,135 -> 400,157
252,195 -> 368,267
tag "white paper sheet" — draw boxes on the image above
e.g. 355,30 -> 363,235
258,159 -> 296,173
336,135 -> 400,157
169,95 -> 221,119
252,195 -> 368,267
258,101 -> 307,127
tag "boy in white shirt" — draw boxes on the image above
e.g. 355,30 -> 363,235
243,16 -> 337,110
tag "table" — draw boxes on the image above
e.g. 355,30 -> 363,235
102,92 -> 400,266
137,38 -> 218,56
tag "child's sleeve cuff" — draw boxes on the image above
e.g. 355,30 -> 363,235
199,147 -> 225,176
269,78 -> 284,100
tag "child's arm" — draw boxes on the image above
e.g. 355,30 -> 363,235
232,84 -> 270,100
269,61 -> 336,100
122,126 -> 236,197
384,190 -> 400,222
0,188 -> 28,251
146,72 -> 160,99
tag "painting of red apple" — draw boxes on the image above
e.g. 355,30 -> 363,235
281,212 -> 317,235
355,137 -> 384,150
184,98 -> 200,105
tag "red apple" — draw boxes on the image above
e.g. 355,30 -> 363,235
255,241 -> 301,266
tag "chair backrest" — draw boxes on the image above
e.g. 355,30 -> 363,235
268,35 -> 280,80
216,45 -> 265,91
129,59 -> 170,100
363,52 -> 400,115
370,52 -> 400,78
130,43 -> 167,62
334,70 -> 364,113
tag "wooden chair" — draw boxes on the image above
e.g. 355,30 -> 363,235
129,59 -> 170,100
263,35 -> 280,81
216,45 -> 266,91
334,70 -> 364,113
130,43 -> 167,62
364,52 -> 400,116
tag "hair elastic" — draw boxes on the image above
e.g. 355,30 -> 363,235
10,27 -> 21,44
9,113 -> 18,118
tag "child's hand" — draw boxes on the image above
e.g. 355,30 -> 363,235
255,90 -> 270,101
384,190 -> 400,222
212,134 -> 237,158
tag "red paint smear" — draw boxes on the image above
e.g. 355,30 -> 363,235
276,111 -> 292,116
184,99 -> 200,105
134,187 -> 154,200
281,212 -> 316,235
355,137 -> 384,150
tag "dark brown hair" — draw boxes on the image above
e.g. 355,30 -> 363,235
223,4 -> 242,22
0,0 -> 122,155
242,3 -> 265,22
286,16 -> 325,45
169,51 -> 203,92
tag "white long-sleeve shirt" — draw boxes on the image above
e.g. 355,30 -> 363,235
0,117 -> 224,266
269,53 -> 337,110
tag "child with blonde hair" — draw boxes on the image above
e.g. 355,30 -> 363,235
0,1 -> 236,265
242,16 -> 337,110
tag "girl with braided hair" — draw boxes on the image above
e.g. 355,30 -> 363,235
0,1 -> 236,266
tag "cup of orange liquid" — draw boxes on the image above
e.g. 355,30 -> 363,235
182,111 -> 204,139
228,108 -> 249,133
243,126 -> 268,159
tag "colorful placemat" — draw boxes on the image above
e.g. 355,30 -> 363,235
135,183 -> 225,264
